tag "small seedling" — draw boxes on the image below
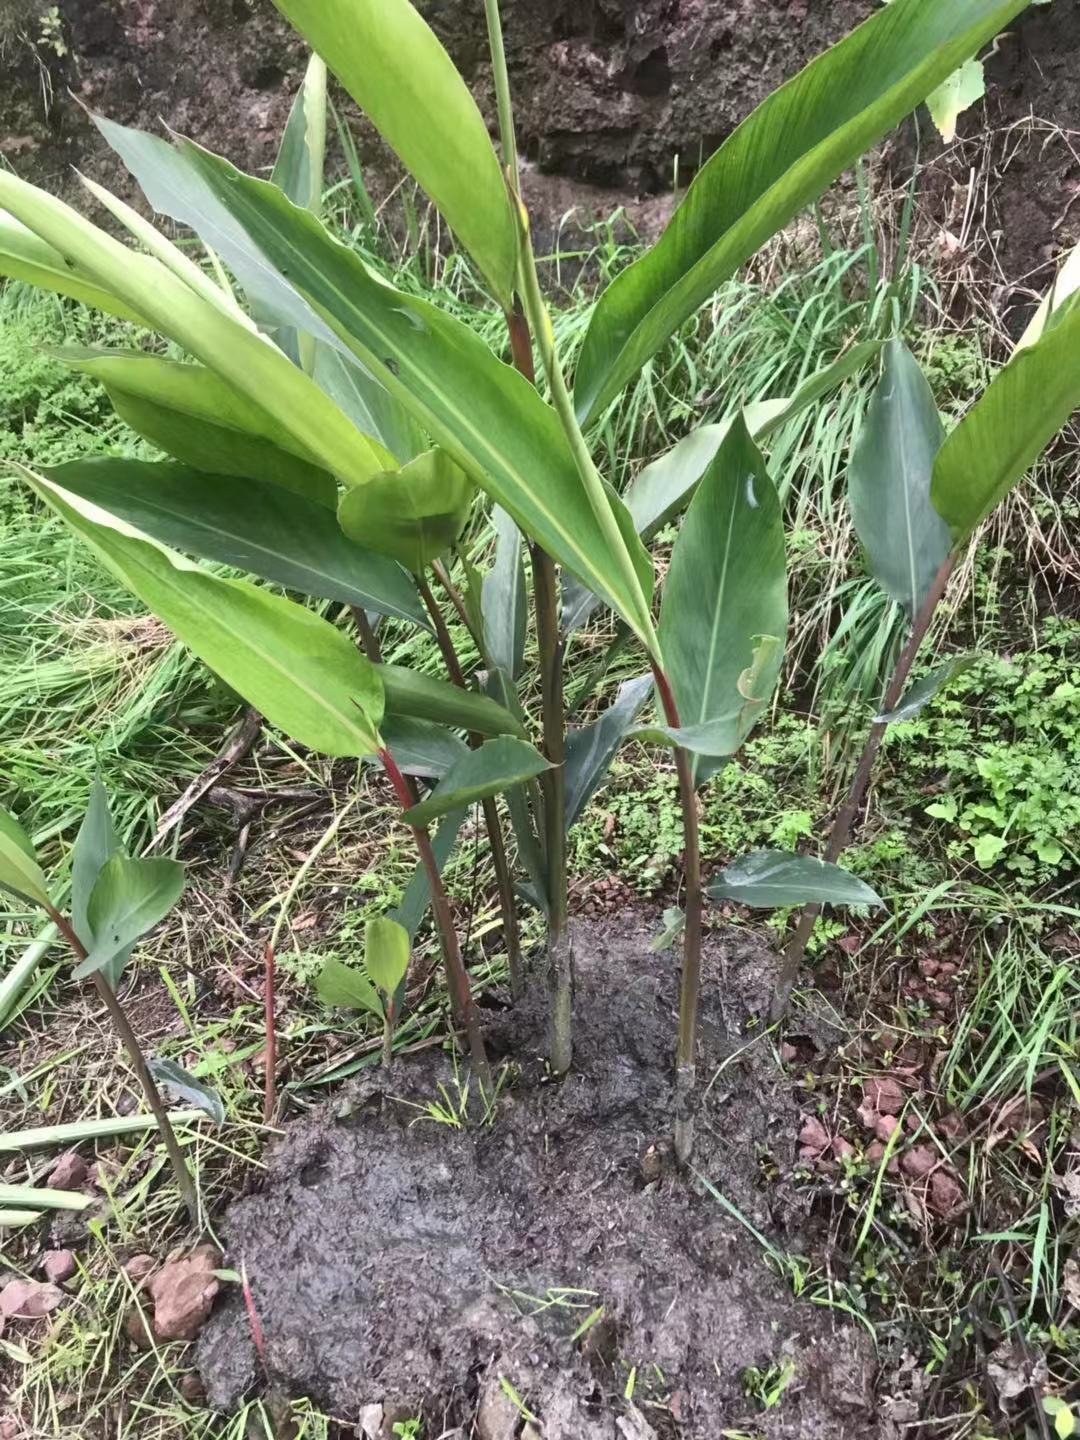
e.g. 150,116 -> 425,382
742,1360 -> 796,1411
316,916 -> 411,1068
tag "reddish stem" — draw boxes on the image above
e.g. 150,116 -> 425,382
241,1263 -> 268,1370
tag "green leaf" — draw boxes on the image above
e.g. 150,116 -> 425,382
338,447 -> 475,574
379,664 -> 525,740
708,852 -> 883,908
379,716 -> 469,780
71,779 -> 129,988
574,0 -> 1029,423
270,0 -> 517,305
148,1058 -> 226,1126
932,281 -> 1080,541
0,169 -> 392,494
848,340 -> 951,618
392,809 -> 466,940
75,853 -> 185,979
404,737 -> 551,828
0,806 -> 49,909
273,53 -> 327,217
154,139 -> 657,646
565,675 -> 653,830
875,656 -> 974,723
658,417 -> 787,785
926,56 -> 985,142
485,668 -> 548,910
55,348 -> 338,507
19,467 -> 385,758
0,212 -> 147,323
482,507 -> 526,680
650,906 -> 686,953
45,456 -> 427,628
315,957 -> 383,1018
364,917 -> 410,998
636,718 -> 743,757
1017,240 -> 1080,351
312,343 -> 426,467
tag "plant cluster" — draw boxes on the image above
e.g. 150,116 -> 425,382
1,0 -> 1078,1176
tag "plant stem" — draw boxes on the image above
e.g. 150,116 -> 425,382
46,906 -> 198,1224
532,542 -> 572,1071
350,605 -> 383,665
652,664 -> 704,1165
262,941 -> 277,1125
379,747 -> 492,1087
769,552 -> 959,1024
417,574 -> 524,998
483,0 -> 519,187
432,558 -> 483,652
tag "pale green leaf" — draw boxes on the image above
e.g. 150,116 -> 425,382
926,57 -> 985,142
316,957 -> 383,1017
0,806 -> 50,909
148,1059 -> 226,1126
364,917 -> 410,998
71,779 -> 128,988
708,852 -> 883,908
74,853 -> 185,979
404,737 -> 551,828
338,447 -> 475,574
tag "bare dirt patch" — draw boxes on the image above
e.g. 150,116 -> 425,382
197,911 -> 875,1438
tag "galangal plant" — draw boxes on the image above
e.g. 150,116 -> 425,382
2,0 -> 1070,1165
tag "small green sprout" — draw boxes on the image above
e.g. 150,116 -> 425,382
316,916 -> 411,1068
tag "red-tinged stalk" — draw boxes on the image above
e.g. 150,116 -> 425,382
417,574 -> 523,999
241,1261 -> 267,1370
379,745 -> 492,1087
770,552 -> 959,1023
45,904 -> 198,1224
651,663 -> 704,1166
263,940 -> 277,1125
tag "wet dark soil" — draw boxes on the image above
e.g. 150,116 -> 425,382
197,912 -> 875,1438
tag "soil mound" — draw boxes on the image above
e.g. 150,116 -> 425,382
198,913 -> 874,1438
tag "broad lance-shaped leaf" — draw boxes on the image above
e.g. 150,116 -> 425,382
404,738 -> 551,828
270,0 -> 518,307
46,457 -> 428,629
74,852 -> 185,980
875,655 -> 975,724
378,717 -> 469,780
932,273 -> 1080,540
18,467 -> 385,758
574,0 -> 1030,423
148,1059 -> 225,1126
393,808 -> 467,940
848,340 -> 950,619
483,507 -> 527,680
338,448 -> 475,575
139,137 -> 656,647
1017,239 -> 1080,352
313,344 -> 426,468
658,416 -> 787,785
564,340 -> 882,635
71,780 -> 129,988
379,665 -> 525,740
709,852 -> 883,908
56,348 -> 337,508
0,170 -> 393,494
364,917 -> 410,998
316,957 -> 382,1016
485,668 -> 548,912
0,806 -> 49,909
564,675 -> 653,830
0,212 -> 147,323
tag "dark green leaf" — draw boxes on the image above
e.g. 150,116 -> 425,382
379,716 -> 469,780
565,675 -> 652,830
0,805 -> 49,909
364,917 -> 410,997
650,906 -> 686,953
22,468 -> 386,758
875,656 -> 975,723
708,851 -> 883,908
379,664 -> 526,740
575,0 -> 1030,422
270,0 -> 517,305
315,957 -> 383,1017
311,343 -> 426,466
848,340 -> 950,617
148,1058 -> 225,1125
932,292 -> 1080,540
272,53 -> 327,216
658,417 -> 787,785
338,447 -> 475,574
485,668 -> 548,911
404,738 -> 551,828
482,507 -> 526,679
75,853 -> 185,979
71,779 -> 128,988
45,457 -> 429,628
392,809 -> 466,940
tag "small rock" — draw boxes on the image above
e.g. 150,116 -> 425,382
901,1145 -> 938,1180
179,1372 -> 206,1405
928,1169 -> 966,1219
476,1382 -> 519,1440
0,1416 -> 19,1440
832,1136 -> 855,1161
42,1251 -> 77,1285
617,1403 -> 658,1439
798,1115 -> 831,1158
521,1426 -> 542,1440
47,1151 -> 88,1191
919,957 -> 940,979
358,1404 -> 384,1439
124,1306 -> 154,1349
124,1254 -> 157,1285
0,1279 -> 64,1319
858,1076 -> 905,1128
780,1042 -> 798,1064
874,1114 -> 899,1144
147,1245 -> 221,1342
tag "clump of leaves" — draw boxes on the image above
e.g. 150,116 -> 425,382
317,917 -> 412,1067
